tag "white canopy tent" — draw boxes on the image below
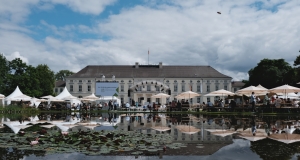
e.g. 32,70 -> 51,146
5,86 -> 31,105
0,94 -> 4,106
55,87 -> 81,105
55,87 -> 72,99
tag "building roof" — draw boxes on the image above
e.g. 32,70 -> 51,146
55,81 -> 66,87
67,64 -> 232,79
231,81 -> 245,87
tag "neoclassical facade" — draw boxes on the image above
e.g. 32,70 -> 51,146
65,62 -> 232,104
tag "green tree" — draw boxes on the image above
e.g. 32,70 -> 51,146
0,53 -> 10,93
293,55 -> 300,83
55,70 -> 74,81
245,59 -> 296,89
35,64 -> 55,97
5,58 -> 29,95
5,58 -> 55,97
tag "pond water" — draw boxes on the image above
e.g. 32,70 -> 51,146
1,113 -> 300,160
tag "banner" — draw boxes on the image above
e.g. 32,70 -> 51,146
95,82 -> 119,97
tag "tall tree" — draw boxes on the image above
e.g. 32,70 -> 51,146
5,58 -> 29,95
293,55 -> 300,83
0,53 -> 10,93
35,64 -> 55,97
4,58 -> 55,97
245,59 -> 296,89
55,70 -> 74,81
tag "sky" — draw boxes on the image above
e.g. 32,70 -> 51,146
1,0 -> 300,81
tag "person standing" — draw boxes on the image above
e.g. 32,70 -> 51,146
108,100 -> 112,111
263,93 -> 270,107
250,92 -> 256,112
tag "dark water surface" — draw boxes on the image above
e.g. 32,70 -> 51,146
1,112 -> 300,160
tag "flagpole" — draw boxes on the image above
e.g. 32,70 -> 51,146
148,49 -> 149,65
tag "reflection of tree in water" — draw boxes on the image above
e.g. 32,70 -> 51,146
0,147 -> 46,160
250,138 -> 300,160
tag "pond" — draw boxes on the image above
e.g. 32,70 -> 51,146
1,112 -> 300,160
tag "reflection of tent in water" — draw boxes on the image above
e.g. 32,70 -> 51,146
3,121 -> 31,134
95,113 -> 120,131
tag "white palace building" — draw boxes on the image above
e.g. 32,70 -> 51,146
65,62 -> 232,105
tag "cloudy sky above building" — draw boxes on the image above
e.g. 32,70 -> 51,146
1,0 -> 299,80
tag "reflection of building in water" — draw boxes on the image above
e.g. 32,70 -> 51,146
117,114 -> 233,143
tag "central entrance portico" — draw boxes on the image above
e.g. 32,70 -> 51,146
128,80 -> 170,106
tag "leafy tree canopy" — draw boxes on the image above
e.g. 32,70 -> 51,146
0,55 -> 55,97
0,53 -> 10,93
55,70 -> 74,81
244,59 -> 297,89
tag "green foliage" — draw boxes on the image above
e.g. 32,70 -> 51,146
245,59 -> 297,89
55,70 -> 74,81
0,55 -> 55,97
293,55 -> 300,66
0,54 -> 10,93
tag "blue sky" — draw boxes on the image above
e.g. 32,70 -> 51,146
1,0 -> 300,80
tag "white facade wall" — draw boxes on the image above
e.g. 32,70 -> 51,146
65,76 -> 232,104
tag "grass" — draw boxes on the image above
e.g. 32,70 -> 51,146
0,105 -> 40,117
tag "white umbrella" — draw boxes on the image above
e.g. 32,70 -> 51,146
204,89 -> 235,100
62,95 -> 78,101
151,93 -> 170,105
256,84 -> 268,90
176,91 -> 200,110
151,93 -> 170,98
176,91 -> 201,99
269,85 -> 300,99
82,93 -> 99,100
48,97 -> 65,102
40,95 -> 54,99
236,86 -> 268,95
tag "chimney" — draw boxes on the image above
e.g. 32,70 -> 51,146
135,62 -> 139,68
159,62 -> 162,69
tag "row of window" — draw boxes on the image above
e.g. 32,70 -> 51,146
69,79 -> 229,83
69,85 -> 91,92
67,84 -> 228,93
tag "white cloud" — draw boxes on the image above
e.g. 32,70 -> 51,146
0,0 -> 39,23
48,0 -> 116,15
5,52 -> 29,64
1,0 -> 300,81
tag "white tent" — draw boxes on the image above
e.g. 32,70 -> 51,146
55,87 -> 72,99
30,98 -> 42,108
3,121 -> 31,134
0,94 -> 4,106
55,87 -> 81,105
5,86 -> 31,105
